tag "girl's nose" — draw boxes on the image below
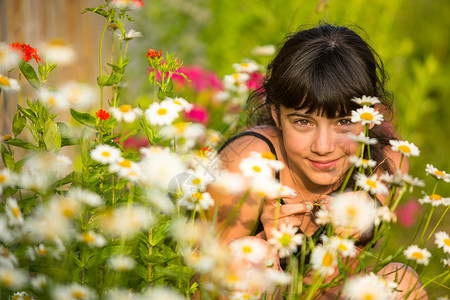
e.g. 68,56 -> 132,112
310,127 -> 335,155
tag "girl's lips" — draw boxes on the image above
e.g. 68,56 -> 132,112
309,158 -> 340,170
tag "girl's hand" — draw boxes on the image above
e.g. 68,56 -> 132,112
260,193 -> 314,239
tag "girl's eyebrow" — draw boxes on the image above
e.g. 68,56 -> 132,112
286,112 -> 311,118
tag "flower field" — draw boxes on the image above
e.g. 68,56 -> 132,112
0,0 -> 449,299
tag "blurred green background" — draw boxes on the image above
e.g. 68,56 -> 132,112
126,0 -> 450,295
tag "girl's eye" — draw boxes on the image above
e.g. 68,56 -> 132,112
296,119 -> 310,126
337,119 -> 352,126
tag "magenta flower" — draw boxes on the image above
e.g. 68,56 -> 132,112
183,104 -> 209,125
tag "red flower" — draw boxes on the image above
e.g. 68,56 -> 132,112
201,146 -> 212,152
9,42 -> 41,63
95,109 -> 110,120
147,49 -> 162,59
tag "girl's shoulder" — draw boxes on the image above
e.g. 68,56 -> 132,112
217,125 -> 282,171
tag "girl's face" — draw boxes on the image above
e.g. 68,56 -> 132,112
275,105 -> 365,191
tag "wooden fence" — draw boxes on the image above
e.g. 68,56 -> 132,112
0,0 -> 109,136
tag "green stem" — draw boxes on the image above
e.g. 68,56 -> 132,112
99,16 -> 111,109
17,72 -> 21,105
390,184 -> 407,212
425,205 -> 449,244
418,206 -> 435,246
217,190 -> 250,233
304,273 -> 324,300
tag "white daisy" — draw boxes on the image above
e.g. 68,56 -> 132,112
435,231 -> 450,254
375,206 -> 397,226
99,205 -> 154,238
22,206 -> 72,242
66,187 -> 103,207
38,88 -> 69,110
326,236 -> 357,257
0,168 -> 18,195
0,75 -> 20,92
389,140 -> 420,157
329,192 -> 378,233
351,106 -> 384,125
53,282 -> 96,300
232,60 -> 260,73
40,38 -> 77,66
108,158 -> 140,178
0,217 -> 13,242
239,156 -> 273,179
404,245 -> 431,265
116,29 -> 143,40
249,151 -> 284,171
348,132 -> 378,145
314,207 -> 331,225
79,231 -> 106,248
223,73 -> 250,93
107,255 -> 136,271
177,190 -> 214,211
418,192 -> 449,207
268,223 -> 303,258
108,0 -> 144,10
0,267 -> 28,290
310,244 -> 337,277
146,189 -> 174,214
250,176 -> 283,199
442,257 -> 450,268
355,173 -> 389,195
59,81 -> 97,110
425,164 -> 450,182
209,170 -> 246,195
397,172 -> 425,192
0,246 -> 18,268
229,237 -> 267,264
251,45 -> 276,56
11,291 -> 34,300
0,43 -> 19,71
230,291 -> 259,300
90,144 -> 122,165
145,101 -> 180,126
5,198 -> 23,225
379,171 -> 403,187
351,95 -> 381,106
30,274 -> 47,291
343,272 -> 396,300
349,155 -> 377,169
145,287 -> 184,300
111,104 -> 142,123
162,97 -> 193,112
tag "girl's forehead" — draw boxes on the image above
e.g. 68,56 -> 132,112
282,106 -> 350,118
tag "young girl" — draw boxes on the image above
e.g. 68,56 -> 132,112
208,24 -> 427,299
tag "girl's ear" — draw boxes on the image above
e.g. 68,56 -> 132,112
270,104 -> 281,129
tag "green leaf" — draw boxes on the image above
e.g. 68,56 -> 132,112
82,6 -> 109,18
117,129 -> 140,143
70,109 -> 96,127
1,144 -> 15,170
4,138 -> 38,151
12,112 -> 26,136
126,14 -> 135,22
57,122 -> 77,146
97,73 -> 124,87
19,60 -> 40,89
18,106 -> 37,122
43,119 -> 61,151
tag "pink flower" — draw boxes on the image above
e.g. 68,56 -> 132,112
172,66 -> 222,91
396,200 -> 422,227
247,72 -> 264,90
183,104 -> 209,125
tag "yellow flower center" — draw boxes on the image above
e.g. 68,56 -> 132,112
119,104 -> 132,112
363,294 -> 374,300
360,112 -> 374,121
101,151 -> 110,157
192,178 -> 202,185
242,246 -> 253,253
261,151 -> 276,160
0,175 -> 6,183
226,274 -> 239,283
0,76 -> 11,86
119,159 -> 131,168
366,179 -> 377,189
279,233 -> 292,247
398,145 -> 411,153
346,207 -> 357,218
174,123 -> 187,133
361,159 -> 369,164
49,38 -> 67,47
444,238 -> 450,247
1,275 -> 12,286
338,243 -> 348,251
252,166 -> 261,173
157,108 -> 168,115
241,63 -> 249,68
71,291 -> 85,299
0,50 -> 4,60
3,135 -> 12,141
192,192 -> 203,201
37,246 -> 47,255
322,252 -> 333,267
82,232 -> 95,243
61,199 -> 76,218
243,294 -> 251,299
173,100 -> 182,106
430,194 -> 442,201
435,170 -> 445,176
12,207 -> 20,218
232,74 -> 240,79
48,97 -> 56,106
411,251 -> 424,260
